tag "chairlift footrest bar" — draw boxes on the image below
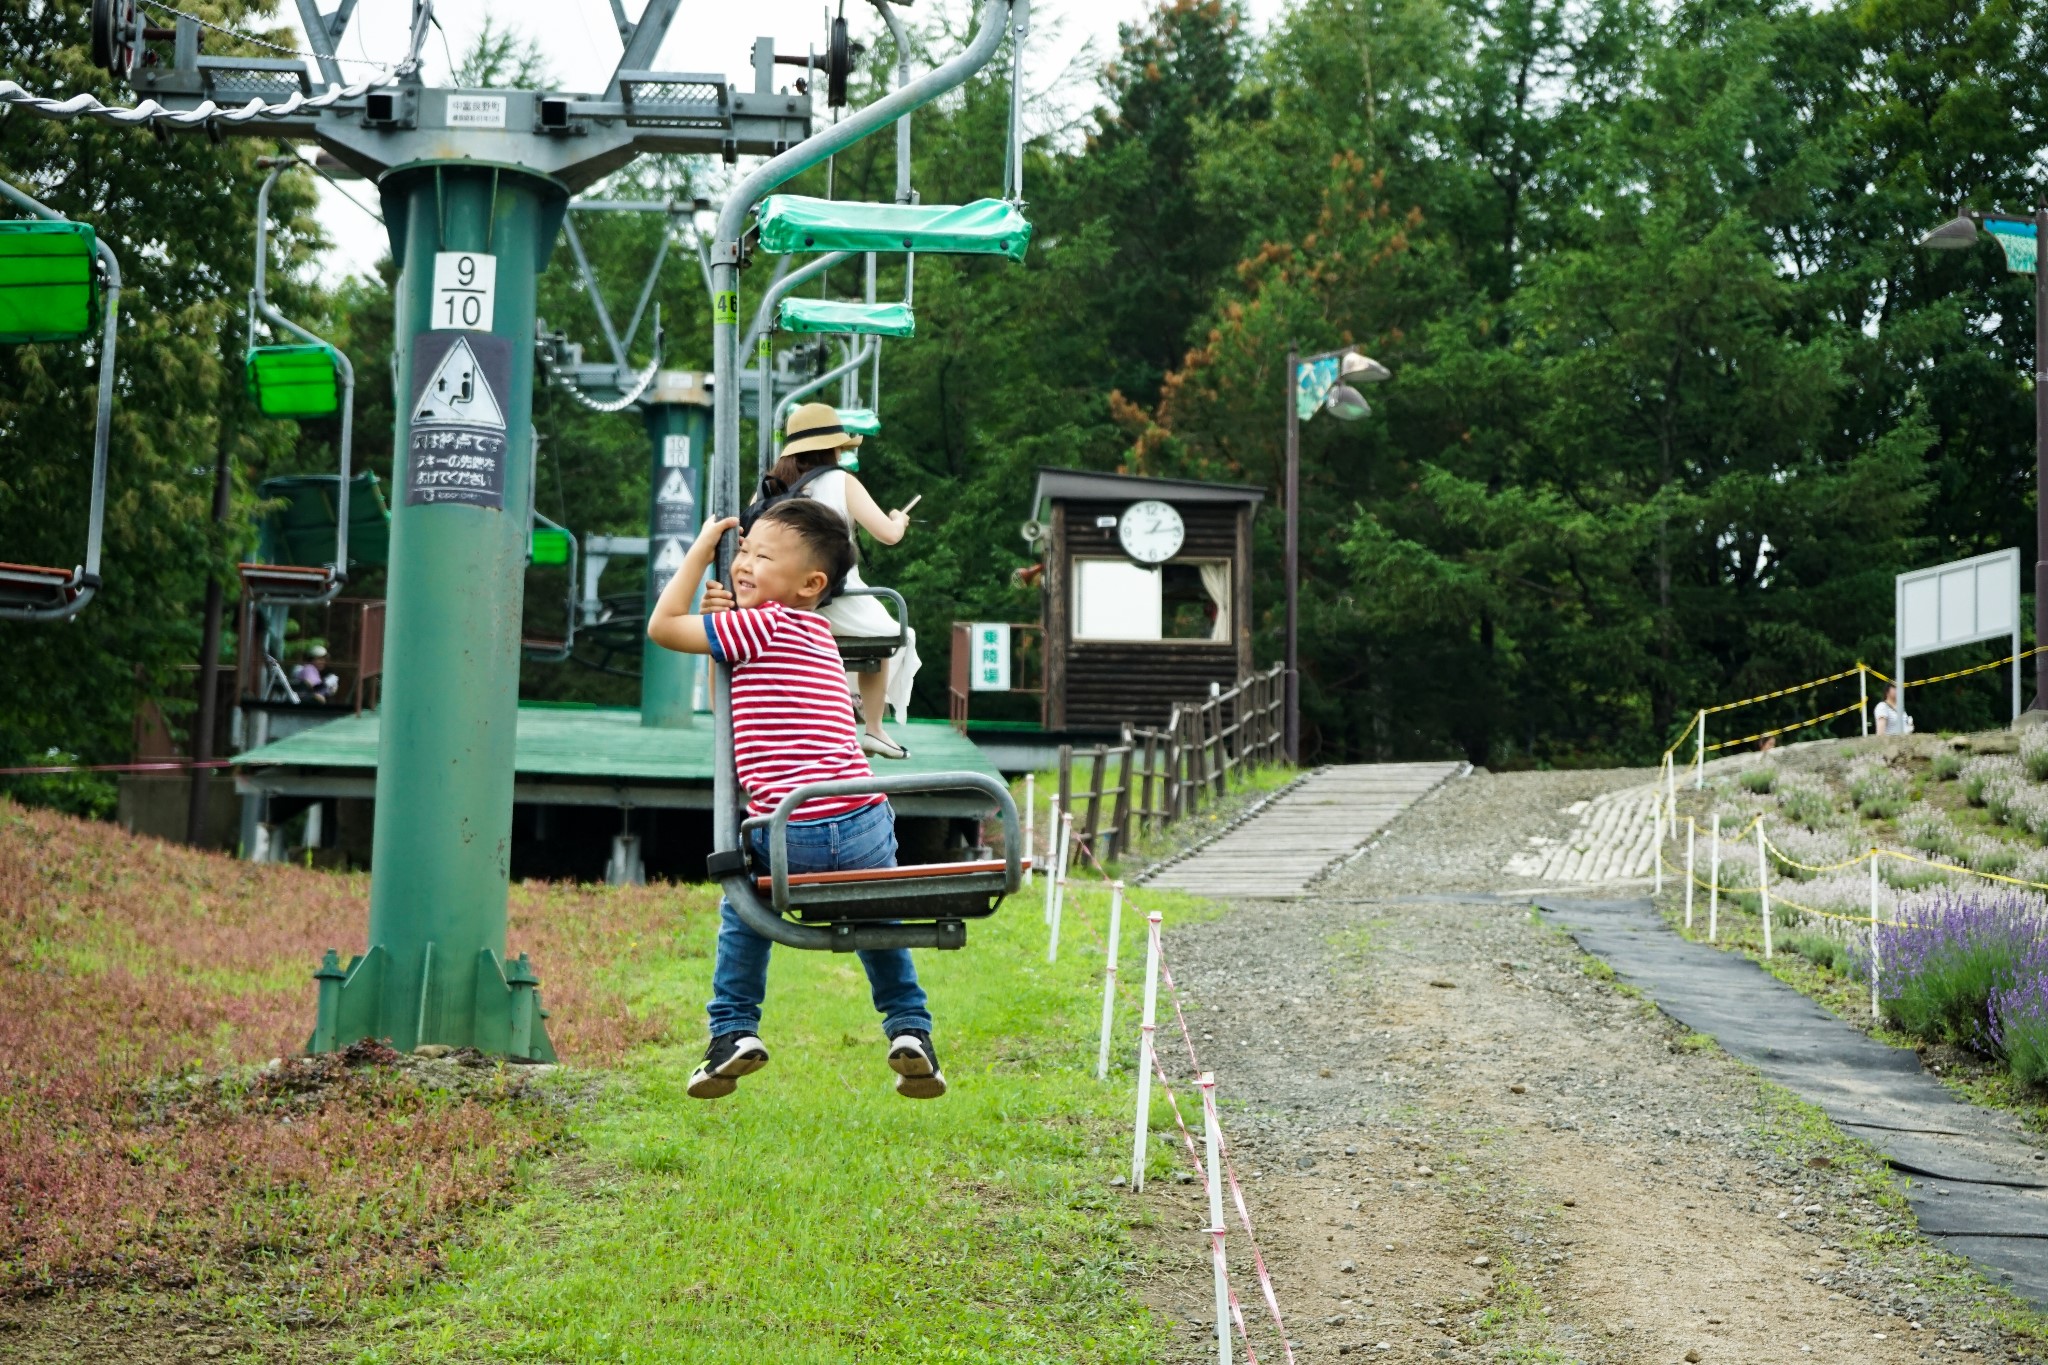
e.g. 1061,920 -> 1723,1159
829,918 -> 965,952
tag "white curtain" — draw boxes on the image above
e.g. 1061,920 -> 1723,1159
1199,561 -> 1231,642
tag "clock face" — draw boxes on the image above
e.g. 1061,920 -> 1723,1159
1118,499 -> 1185,565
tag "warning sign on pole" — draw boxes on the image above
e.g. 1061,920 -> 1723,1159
406,331 -> 512,509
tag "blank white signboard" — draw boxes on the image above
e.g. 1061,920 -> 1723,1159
1894,546 -> 2022,722
1074,558 -> 1162,641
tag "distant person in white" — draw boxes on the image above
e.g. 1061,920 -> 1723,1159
1873,683 -> 1912,735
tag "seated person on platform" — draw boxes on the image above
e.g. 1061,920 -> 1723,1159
293,645 -> 337,702
644,502 -> 947,1102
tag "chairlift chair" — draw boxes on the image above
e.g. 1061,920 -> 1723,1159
522,511 -> 580,662
0,180 -> 120,622
237,162 -> 354,608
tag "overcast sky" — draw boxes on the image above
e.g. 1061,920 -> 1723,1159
286,0 -> 1287,280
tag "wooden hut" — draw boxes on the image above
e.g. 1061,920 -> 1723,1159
1032,468 -> 1264,731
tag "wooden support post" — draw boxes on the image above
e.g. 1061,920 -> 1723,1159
1111,744 -> 1133,857
1084,745 -> 1108,861
1056,743 -> 1073,832
1141,728 -> 1159,831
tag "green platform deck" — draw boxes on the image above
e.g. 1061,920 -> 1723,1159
235,705 -> 1003,815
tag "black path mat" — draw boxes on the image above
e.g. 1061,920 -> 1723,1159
1536,896 -> 2048,1307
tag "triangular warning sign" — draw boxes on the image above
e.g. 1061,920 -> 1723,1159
413,337 -> 506,428
656,469 -> 692,504
652,537 -> 686,574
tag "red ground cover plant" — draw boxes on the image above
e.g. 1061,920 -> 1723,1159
0,799 -> 715,1307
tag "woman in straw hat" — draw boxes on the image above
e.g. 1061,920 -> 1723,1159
768,402 -> 922,759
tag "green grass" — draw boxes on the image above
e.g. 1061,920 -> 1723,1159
342,877 -> 1226,1364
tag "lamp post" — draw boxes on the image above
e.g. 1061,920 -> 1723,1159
1918,201 -> 2048,715
1283,347 -> 1389,763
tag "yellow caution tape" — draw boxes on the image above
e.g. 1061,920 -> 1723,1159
1700,666 -> 1867,717
1897,646 -> 2048,691
1703,702 -> 1866,753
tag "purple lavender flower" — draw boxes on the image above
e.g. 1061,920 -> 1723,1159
1858,889 -> 2047,1054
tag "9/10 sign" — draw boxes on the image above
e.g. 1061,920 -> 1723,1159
432,252 -> 496,331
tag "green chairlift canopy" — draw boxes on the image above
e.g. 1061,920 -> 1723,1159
837,407 -> 881,437
0,220 -> 97,343
247,342 -> 342,419
256,472 -> 390,570
530,525 -> 573,566
777,297 -> 916,337
755,196 -> 1032,262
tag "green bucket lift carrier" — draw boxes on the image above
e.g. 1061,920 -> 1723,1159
0,178 -> 120,621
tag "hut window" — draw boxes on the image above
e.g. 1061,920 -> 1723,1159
1073,558 -> 1162,640
1162,562 -> 1231,642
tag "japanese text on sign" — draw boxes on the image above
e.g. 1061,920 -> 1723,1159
968,622 -> 1010,692
406,331 -> 512,510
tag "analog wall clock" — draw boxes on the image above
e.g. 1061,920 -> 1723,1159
1117,499 -> 1185,565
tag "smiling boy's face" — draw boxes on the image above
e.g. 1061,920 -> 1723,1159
731,519 -> 830,610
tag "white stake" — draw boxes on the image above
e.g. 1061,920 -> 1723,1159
1653,796 -> 1664,895
1666,750 -> 1679,827
1200,1071 -> 1231,1365
1047,811 -> 1073,963
1695,710 -> 1706,789
1708,813 -> 1721,942
1756,818 -> 1772,959
1869,852 -> 1882,1023
1042,794 -> 1060,924
1023,773 -> 1035,887
1097,880 -> 1124,1080
1859,664 -> 1869,738
1684,817 -> 1696,930
1130,911 -> 1163,1191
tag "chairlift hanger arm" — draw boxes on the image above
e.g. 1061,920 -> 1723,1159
605,0 -> 684,103
0,177 -> 120,621
247,162 -> 351,605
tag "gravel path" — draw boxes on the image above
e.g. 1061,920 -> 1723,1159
1130,768 -> 2035,1363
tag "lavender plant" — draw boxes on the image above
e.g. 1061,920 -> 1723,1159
1868,890 -> 2048,1052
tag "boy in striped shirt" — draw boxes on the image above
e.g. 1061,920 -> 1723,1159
647,501 -> 945,1101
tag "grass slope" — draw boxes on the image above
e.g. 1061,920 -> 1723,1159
352,874 -> 1219,1364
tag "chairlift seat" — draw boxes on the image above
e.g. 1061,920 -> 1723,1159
247,343 -> 342,419
837,407 -> 881,437
530,526 -> 574,566
0,561 -> 91,611
0,220 -> 97,343
757,857 -> 1031,923
238,561 -> 341,604
776,297 -> 916,338
755,196 -> 1032,262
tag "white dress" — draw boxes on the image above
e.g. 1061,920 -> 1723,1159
802,468 -> 922,723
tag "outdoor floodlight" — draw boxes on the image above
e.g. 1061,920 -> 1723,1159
1323,384 -> 1371,420
1341,352 -> 1392,383
1918,215 -> 1980,250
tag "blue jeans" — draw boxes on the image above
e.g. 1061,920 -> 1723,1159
707,799 -> 932,1039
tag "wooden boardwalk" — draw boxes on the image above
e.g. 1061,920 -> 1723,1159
1143,762 -> 1466,899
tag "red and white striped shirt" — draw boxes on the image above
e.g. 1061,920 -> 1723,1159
706,600 -> 882,822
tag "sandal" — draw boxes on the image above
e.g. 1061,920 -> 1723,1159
860,732 -> 910,761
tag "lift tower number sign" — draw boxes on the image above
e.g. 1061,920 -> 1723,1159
433,251 -> 496,330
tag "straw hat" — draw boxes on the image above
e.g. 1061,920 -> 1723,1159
782,401 -> 863,458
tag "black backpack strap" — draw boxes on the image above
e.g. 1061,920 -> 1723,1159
784,464 -> 835,498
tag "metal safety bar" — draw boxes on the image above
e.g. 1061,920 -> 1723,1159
247,160 -> 350,606
833,584 -> 909,671
737,769 -> 1021,928
0,176 -> 118,622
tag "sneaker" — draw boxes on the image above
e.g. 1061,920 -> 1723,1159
687,1033 -> 769,1099
887,1029 -> 947,1099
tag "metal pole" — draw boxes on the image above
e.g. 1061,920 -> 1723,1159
1684,818 -> 1695,930
1695,710 -> 1705,788
2036,196 -> 2048,713
1756,818 -> 1772,960
1042,793 -> 1060,924
1097,879 -> 1122,1080
641,376 -> 710,727
1708,813 -> 1720,942
185,441 -> 233,847
1022,772 -> 1035,887
1131,910 -> 1162,1190
1201,1071 -> 1231,1365
328,163 -> 565,1059
1047,810 -> 1072,964
1860,663 -> 1869,737
1284,349 -> 1301,765
1653,797 -> 1663,895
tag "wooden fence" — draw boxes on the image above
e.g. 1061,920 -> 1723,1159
1053,663 -> 1285,863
